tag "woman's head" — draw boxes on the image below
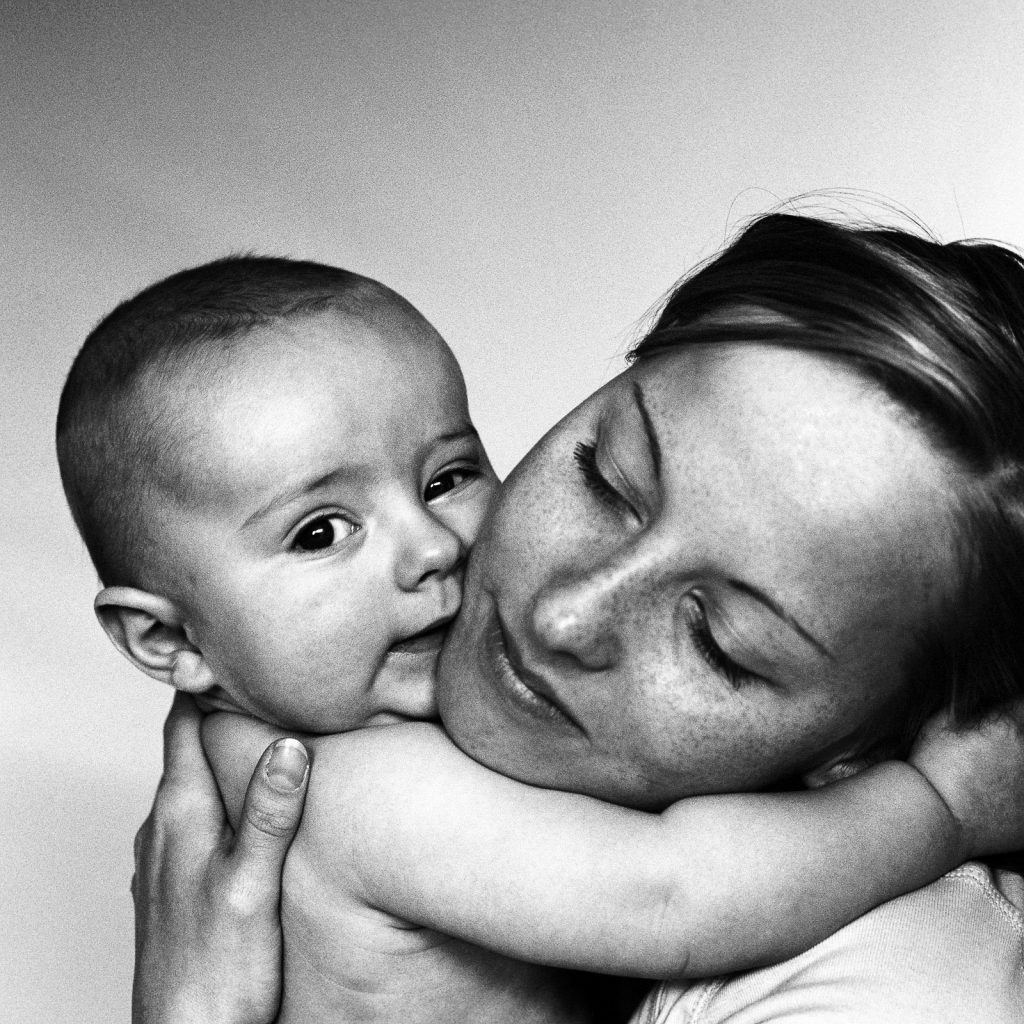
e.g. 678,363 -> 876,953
438,213 -> 1024,809
634,214 -> 1024,753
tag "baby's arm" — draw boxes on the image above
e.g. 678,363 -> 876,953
204,714 -> 1013,980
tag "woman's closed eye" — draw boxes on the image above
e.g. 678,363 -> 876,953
573,441 -> 637,518
682,594 -> 757,689
291,512 -> 360,553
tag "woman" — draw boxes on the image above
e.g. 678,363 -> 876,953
133,212 -> 1024,1022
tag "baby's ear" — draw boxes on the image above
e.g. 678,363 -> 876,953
94,587 -> 215,694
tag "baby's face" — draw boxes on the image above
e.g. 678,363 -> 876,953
155,306 -> 497,731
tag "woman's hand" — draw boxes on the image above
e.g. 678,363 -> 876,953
909,699 -> 1024,860
132,692 -> 309,1024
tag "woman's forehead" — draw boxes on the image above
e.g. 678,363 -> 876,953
626,344 -> 949,485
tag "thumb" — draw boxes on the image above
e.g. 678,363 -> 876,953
232,737 -> 310,881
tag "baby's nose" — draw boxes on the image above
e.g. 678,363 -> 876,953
394,510 -> 464,591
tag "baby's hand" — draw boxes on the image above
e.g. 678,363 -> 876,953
909,700 -> 1024,860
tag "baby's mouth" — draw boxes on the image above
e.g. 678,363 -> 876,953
389,619 -> 453,655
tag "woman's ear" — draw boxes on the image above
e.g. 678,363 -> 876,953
94,586 -> 215,694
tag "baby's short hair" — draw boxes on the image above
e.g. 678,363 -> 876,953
57,255 -> 385,587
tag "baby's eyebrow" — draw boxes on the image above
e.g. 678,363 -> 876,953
241,467 -> 355,529
240,424 -> 481,529
434,424 -> 480,446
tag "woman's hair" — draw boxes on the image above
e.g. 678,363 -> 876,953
629,212 -> 1024,756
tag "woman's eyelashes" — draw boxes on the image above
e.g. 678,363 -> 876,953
291,512 -> 360,552
573,441 -> 636,517
681,594 -> 755,689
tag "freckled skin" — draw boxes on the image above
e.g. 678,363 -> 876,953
439,344 -> 959,807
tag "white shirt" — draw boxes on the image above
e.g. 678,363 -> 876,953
630,862 -> 1024,1023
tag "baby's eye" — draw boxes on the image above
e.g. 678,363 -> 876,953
291,514 -> 359,552
424,466 -> 476,502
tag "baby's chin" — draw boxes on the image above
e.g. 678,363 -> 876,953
359,709 -> 440,729
193,687 -> 252,718
278,684 -> 442,736
204,646 -> 444,735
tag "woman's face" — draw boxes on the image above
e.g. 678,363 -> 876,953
438,344 -> 960,808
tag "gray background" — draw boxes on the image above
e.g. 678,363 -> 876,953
3,1 -> 1023,1020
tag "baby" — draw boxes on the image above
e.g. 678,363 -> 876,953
57,256 -> 984,1023
57,257 -> 496,735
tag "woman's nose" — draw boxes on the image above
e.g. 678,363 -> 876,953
529,568 -> 623,671
393,507 -> 465,592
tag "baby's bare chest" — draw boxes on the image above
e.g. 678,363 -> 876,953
279,896 -> 593,1023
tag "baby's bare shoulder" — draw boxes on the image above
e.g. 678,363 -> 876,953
294,721 -> 508,921
303,721 -> 490,839
311,720 -> 466,782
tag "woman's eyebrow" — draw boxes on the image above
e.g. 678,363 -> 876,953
631,380 -> 661,480
728,579 -> 836,660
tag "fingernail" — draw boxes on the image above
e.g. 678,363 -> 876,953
266,738 -> 309,793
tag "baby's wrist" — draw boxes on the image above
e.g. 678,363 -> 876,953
890,758 -> 969,864
834,759 -> 968,867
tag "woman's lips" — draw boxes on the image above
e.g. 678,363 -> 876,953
484,608 -> 576,727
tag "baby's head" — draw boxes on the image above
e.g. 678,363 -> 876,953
57,256 -> 497,731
